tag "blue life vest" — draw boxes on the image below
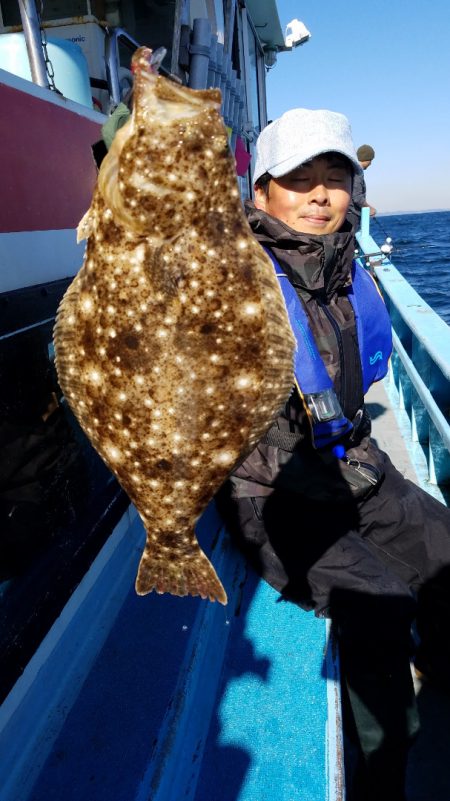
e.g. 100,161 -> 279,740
264,248 -> 392,448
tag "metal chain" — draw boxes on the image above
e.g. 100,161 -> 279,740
38,0 -> 57,91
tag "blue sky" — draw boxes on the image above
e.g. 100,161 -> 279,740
267,0 -> 450,213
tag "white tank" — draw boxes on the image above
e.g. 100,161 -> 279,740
0,32 -> 93,108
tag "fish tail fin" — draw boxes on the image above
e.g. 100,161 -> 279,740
135,538 -> 227,605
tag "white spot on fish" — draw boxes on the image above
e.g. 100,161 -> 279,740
89,369 -> 102,384
214,451 -> 235,465
81,296 -> 94,313
236,374 -> 254,389
243,302 -> 259,316
108,445 -> 122,463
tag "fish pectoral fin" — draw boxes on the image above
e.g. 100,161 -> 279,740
77,208 -> 95,243
135,538 -> 227,605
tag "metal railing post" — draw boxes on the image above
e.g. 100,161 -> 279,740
17,0 -> 49,89
207,36 -> 218,88
214,42 -> 224,89
188,18 -> 212,89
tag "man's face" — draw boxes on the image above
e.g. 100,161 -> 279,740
254,154 -> 352,236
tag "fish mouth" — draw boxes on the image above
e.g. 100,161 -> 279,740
133,47 -> 222,120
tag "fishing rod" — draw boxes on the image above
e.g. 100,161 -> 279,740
372,217 -> 432,257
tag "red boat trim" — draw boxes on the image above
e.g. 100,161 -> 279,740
0,72 -> 104,234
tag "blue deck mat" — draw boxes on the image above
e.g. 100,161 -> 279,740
27,585 -> 202,801
27,505 -> 332,801
194,570 -> 330,801
26,505 -> 223,801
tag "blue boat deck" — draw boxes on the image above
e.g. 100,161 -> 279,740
26,561 -> 338,801
0,500 -> 343,801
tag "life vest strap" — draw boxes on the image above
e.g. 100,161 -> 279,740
262,246 -> 391,449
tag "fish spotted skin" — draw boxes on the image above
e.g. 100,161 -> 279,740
53,48 -> 295,605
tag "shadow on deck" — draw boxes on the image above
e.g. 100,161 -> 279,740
368,380 -> 450,801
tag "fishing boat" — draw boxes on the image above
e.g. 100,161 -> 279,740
1,1 -> 449,799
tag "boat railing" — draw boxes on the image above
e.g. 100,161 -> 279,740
357,207 -> 450,501
104,26 -> 138,107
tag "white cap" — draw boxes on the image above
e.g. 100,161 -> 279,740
253,108 -> 362,184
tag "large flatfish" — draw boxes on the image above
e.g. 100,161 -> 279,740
53,47 -> 295,604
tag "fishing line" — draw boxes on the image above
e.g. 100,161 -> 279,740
372,216 -> 392,240
372,217 -> 432,259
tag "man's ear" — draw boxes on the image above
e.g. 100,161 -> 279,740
254,186 -> 268,211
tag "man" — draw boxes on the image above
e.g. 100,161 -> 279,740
218,108 -> 450,801
347,143 -> 377,229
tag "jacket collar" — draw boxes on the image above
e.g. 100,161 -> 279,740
245,202 -> 356,302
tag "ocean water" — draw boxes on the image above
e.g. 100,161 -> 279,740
371,210 -> 450,326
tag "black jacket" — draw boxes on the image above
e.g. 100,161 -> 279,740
230,204 -> 384,502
